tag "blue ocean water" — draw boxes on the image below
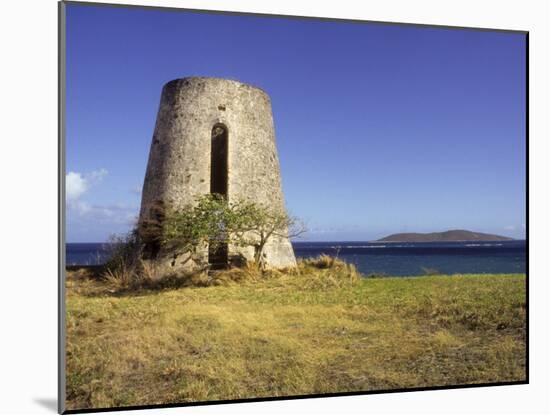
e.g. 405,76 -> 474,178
292,241 -> 526,276
66,240 -> 526,276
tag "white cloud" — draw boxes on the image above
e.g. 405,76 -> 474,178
66,172 -> 88,201
74,201 -> 91,215
66,169 -> 109,215
66,169 -> 108,202
504,224 -> 527,233
89,168 -> 108,183
66,169 -> 139,229
70,203 -> 138,228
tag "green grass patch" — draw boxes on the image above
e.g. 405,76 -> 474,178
65,260 -> 526,410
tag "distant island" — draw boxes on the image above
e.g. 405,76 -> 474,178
377,229 -> 514,242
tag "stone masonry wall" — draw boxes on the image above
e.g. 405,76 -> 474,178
139,77 -> 296,272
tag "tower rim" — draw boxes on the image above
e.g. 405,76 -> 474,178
162,76 -> 271,99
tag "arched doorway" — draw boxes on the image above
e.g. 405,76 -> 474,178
208,124 -> 229,269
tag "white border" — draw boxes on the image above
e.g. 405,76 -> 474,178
2,1 -> 546,414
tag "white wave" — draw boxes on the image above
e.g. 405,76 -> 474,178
342,245 -> 387,249
328,245 -> 388,249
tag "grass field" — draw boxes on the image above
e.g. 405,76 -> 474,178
65,260 -> 526,411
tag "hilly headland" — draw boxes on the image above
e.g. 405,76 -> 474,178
378,229 -> 515,243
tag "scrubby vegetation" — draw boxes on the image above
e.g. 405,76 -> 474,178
70,255 -> 360,294
135,194 -> 306,272
95,194 -> 311,294
65,257 -> 526,411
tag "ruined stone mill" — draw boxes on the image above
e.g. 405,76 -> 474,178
137,77 -> 296,272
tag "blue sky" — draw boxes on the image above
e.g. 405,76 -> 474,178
65,3 -> 526,242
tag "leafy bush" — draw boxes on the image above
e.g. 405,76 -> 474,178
101,194 -> 306,285
160,194 -> 306,270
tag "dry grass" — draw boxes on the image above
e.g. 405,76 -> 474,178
65,258 -> 526,411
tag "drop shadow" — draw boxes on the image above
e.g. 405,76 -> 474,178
34,398 -> 57,413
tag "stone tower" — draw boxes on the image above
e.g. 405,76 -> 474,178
138,77 -> 296,273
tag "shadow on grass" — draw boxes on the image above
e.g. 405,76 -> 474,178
67,271 -> 211,299
66,256 -> 365,299
66,265 -> 262,299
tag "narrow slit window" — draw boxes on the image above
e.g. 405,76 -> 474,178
210,124 -> 228,196
209,124 -> 229,269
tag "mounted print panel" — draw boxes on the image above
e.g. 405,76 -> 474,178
59,1 -> 527,413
